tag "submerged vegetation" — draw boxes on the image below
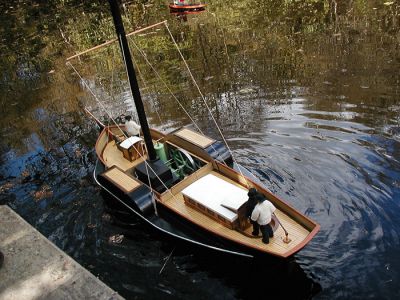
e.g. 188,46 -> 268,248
0,1 -> 400,299
0,0 -> 399,153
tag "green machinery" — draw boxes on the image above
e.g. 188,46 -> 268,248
154,142 -> 200,179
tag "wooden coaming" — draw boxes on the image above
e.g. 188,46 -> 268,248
97,125 -> 319,257
160,191 -> 310,257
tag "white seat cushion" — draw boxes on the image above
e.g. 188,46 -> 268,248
181,174 -> 248,222
119,136 -> 143,149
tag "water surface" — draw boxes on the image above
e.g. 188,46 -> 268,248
1,1 -> 400,299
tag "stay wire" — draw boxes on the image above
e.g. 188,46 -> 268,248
67,61 -> 186,209
127,32 -> 228,168
164,22 -> 249,188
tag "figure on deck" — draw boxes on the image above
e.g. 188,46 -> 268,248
246,188 -> 259,234
174,0 -> 186,6
251,193 -> 276,244
0,250 -> 3,269
124,115 -> 141,137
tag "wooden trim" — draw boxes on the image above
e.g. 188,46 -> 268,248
215,161 -> 319,232
174,128 -> 215,149
169,4 -> 206,10
66,20 -> 167,61
282,223 -> 321,258
95,128 -> 109,166
184,196 -> 235,229
101,165 -> 142,193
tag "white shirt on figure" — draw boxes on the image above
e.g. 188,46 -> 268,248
126,120 -> 141,136
251,200 -> 276,225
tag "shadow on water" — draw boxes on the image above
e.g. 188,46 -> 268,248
99,203 -> 321,300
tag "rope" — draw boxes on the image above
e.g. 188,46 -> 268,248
134,56 -> 163,125
159,247 -> 175,275
127,33 -> 228,167
121,17 -> 227,167
142,142 -> 158,216
67,61 -> 125,136
164,22 -> 250,188
128,37 -> 201,132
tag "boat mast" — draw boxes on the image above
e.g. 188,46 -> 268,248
108,0 -> 157,161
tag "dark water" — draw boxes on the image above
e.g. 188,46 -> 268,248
1,0 -> 400,299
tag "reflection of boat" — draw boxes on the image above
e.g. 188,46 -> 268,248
74,0 -> 319,259
169,1 -> 206,12
170,10 -> 204,16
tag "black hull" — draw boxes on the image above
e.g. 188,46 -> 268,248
93,160 -> 287,259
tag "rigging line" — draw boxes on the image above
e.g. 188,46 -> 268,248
67,61 -> 125,136
127,34 -> 228,167
159,246 -> 175,275
68,61 -> 182,201
121,15 -> 226,164
134,56 -> 163,125
143,142 -> 158,216
128,36 -> 201,132
110,45 -> 117,110
122,14 -> 163,126
66,20 -> 168,61
164,22 -> 249,187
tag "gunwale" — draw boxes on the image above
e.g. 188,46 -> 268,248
96,125 -> 320,257
169,4 -> 207,10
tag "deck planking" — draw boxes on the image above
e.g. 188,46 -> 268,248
174,128 -> 215,149
100,131 -> 312,256
102,140 -> 147,171
162,189 -> 310,256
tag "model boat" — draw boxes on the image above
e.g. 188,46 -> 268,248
70,0 -> 320,258
169,1 -> 206,12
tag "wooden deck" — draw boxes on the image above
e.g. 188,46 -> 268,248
98,126 -> 316,257
102,140 -> 147,171
162,171 -> 310,256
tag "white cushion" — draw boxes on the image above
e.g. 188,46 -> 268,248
181,174 -> 248,222
119,136 -> 143,149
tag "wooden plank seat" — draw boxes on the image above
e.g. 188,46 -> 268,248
181,174 -> 248,229
174,128 -> 215,149
101,166 -> 142,193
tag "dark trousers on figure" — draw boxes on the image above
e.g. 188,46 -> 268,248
252,221 -> 274,244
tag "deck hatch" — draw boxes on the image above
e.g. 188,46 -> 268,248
174,128 -> 215,149
101,166 -> 141,193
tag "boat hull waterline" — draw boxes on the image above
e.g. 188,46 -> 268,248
93,125 -> 320,259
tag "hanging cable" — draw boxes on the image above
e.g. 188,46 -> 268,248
164,22 -> 250,188
68,61 -> 125,136
134,57 -> 163,125
67,60 -> 188,207
128,34 -> 228,167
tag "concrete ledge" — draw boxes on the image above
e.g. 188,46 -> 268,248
0,205 -> 124,300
